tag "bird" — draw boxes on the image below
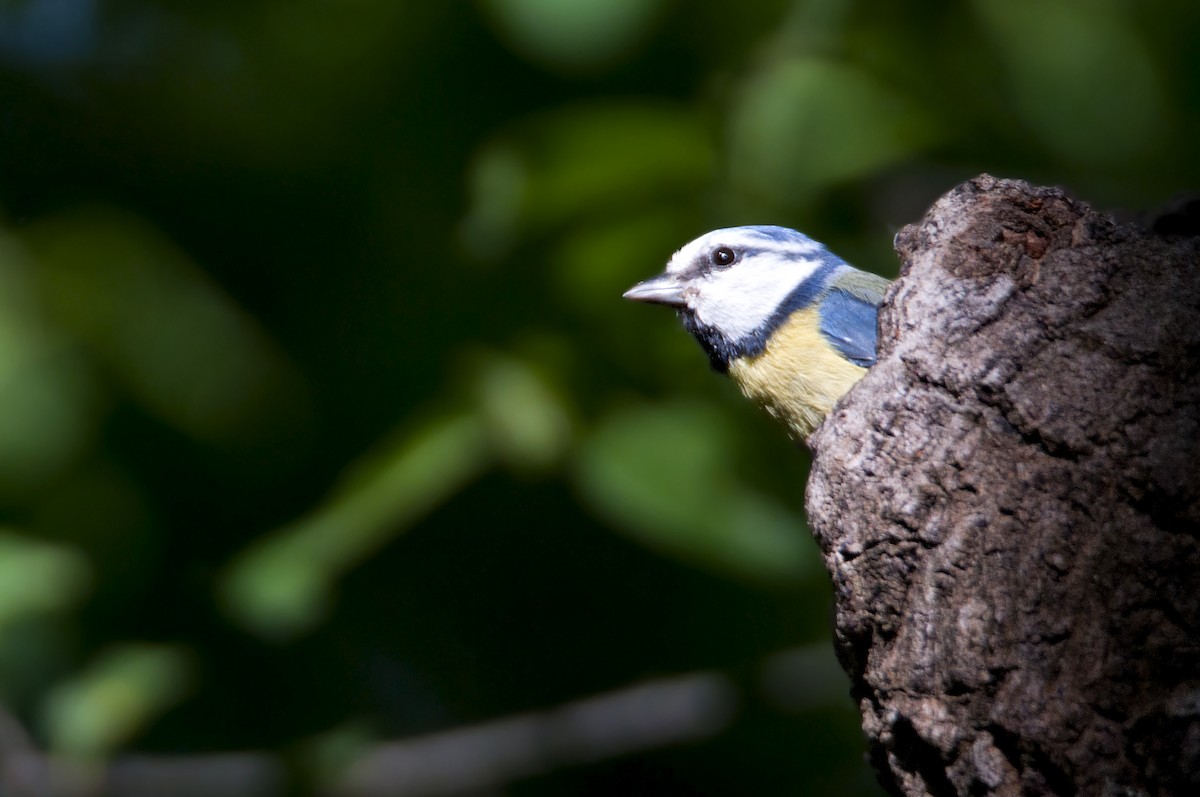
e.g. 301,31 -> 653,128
623,225 -> 890,439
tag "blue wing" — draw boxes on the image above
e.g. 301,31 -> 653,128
818,286 -> 881,367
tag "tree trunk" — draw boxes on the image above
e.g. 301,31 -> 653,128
805,175 -> 1200,797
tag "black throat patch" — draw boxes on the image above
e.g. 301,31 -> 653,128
679,311 -> 767,374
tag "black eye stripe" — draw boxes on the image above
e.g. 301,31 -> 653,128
687,242 -> 817,279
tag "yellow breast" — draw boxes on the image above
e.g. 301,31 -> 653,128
726,307 -> 867,439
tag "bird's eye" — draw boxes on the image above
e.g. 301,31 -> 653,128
711,247 -> 737,267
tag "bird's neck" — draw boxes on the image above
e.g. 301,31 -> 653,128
726,307 -> 867,439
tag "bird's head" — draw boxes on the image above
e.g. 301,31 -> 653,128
624,225 -> 843,372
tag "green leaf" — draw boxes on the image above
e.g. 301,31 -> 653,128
25,209 -> 308,448
480,0 -> 667,71
0,531 -> 91,630
729,56 -> 937,201
973,0 -> 1166,167
575,402 -> 816,584
460,103 -> 713,254
473,352 -> 574,473
0,234 -> 99,495
220,411 -> 491,639
41,643 -> 192,757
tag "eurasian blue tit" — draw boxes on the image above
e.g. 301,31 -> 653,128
624,225 -> 890,439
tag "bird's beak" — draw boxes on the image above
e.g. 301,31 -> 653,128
623,274 -> 687,307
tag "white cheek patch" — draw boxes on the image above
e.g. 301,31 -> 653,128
691,255 -> 821,343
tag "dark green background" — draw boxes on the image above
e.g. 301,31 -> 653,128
0,1 -> 1196,794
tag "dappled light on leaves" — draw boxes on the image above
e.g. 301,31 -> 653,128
41,644 -> 192,757
0,0 -> 1193,793
974,0 -> 1168,168
0,236 -> 99,495
26,210 -> 308,449
473,353 -> 573,473
729,56 -> 938,201
460,103 -> 713,254
575,403 -> 817,585
479,0 -> 666,72
0,532 -> 90,635
220,352 -> 573,640
220,411 -> 491,640
552,209 -> 690,317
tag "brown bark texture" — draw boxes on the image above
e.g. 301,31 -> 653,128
806,175 -> 1200,797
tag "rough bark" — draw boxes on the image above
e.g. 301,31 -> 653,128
806,175 -> 1200,797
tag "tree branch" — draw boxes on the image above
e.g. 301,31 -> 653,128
807,175 -> 1200,796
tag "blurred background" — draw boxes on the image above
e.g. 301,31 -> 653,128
0,0 -> 1197,795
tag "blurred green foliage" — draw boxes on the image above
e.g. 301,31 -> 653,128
0,0 -> 1197,794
